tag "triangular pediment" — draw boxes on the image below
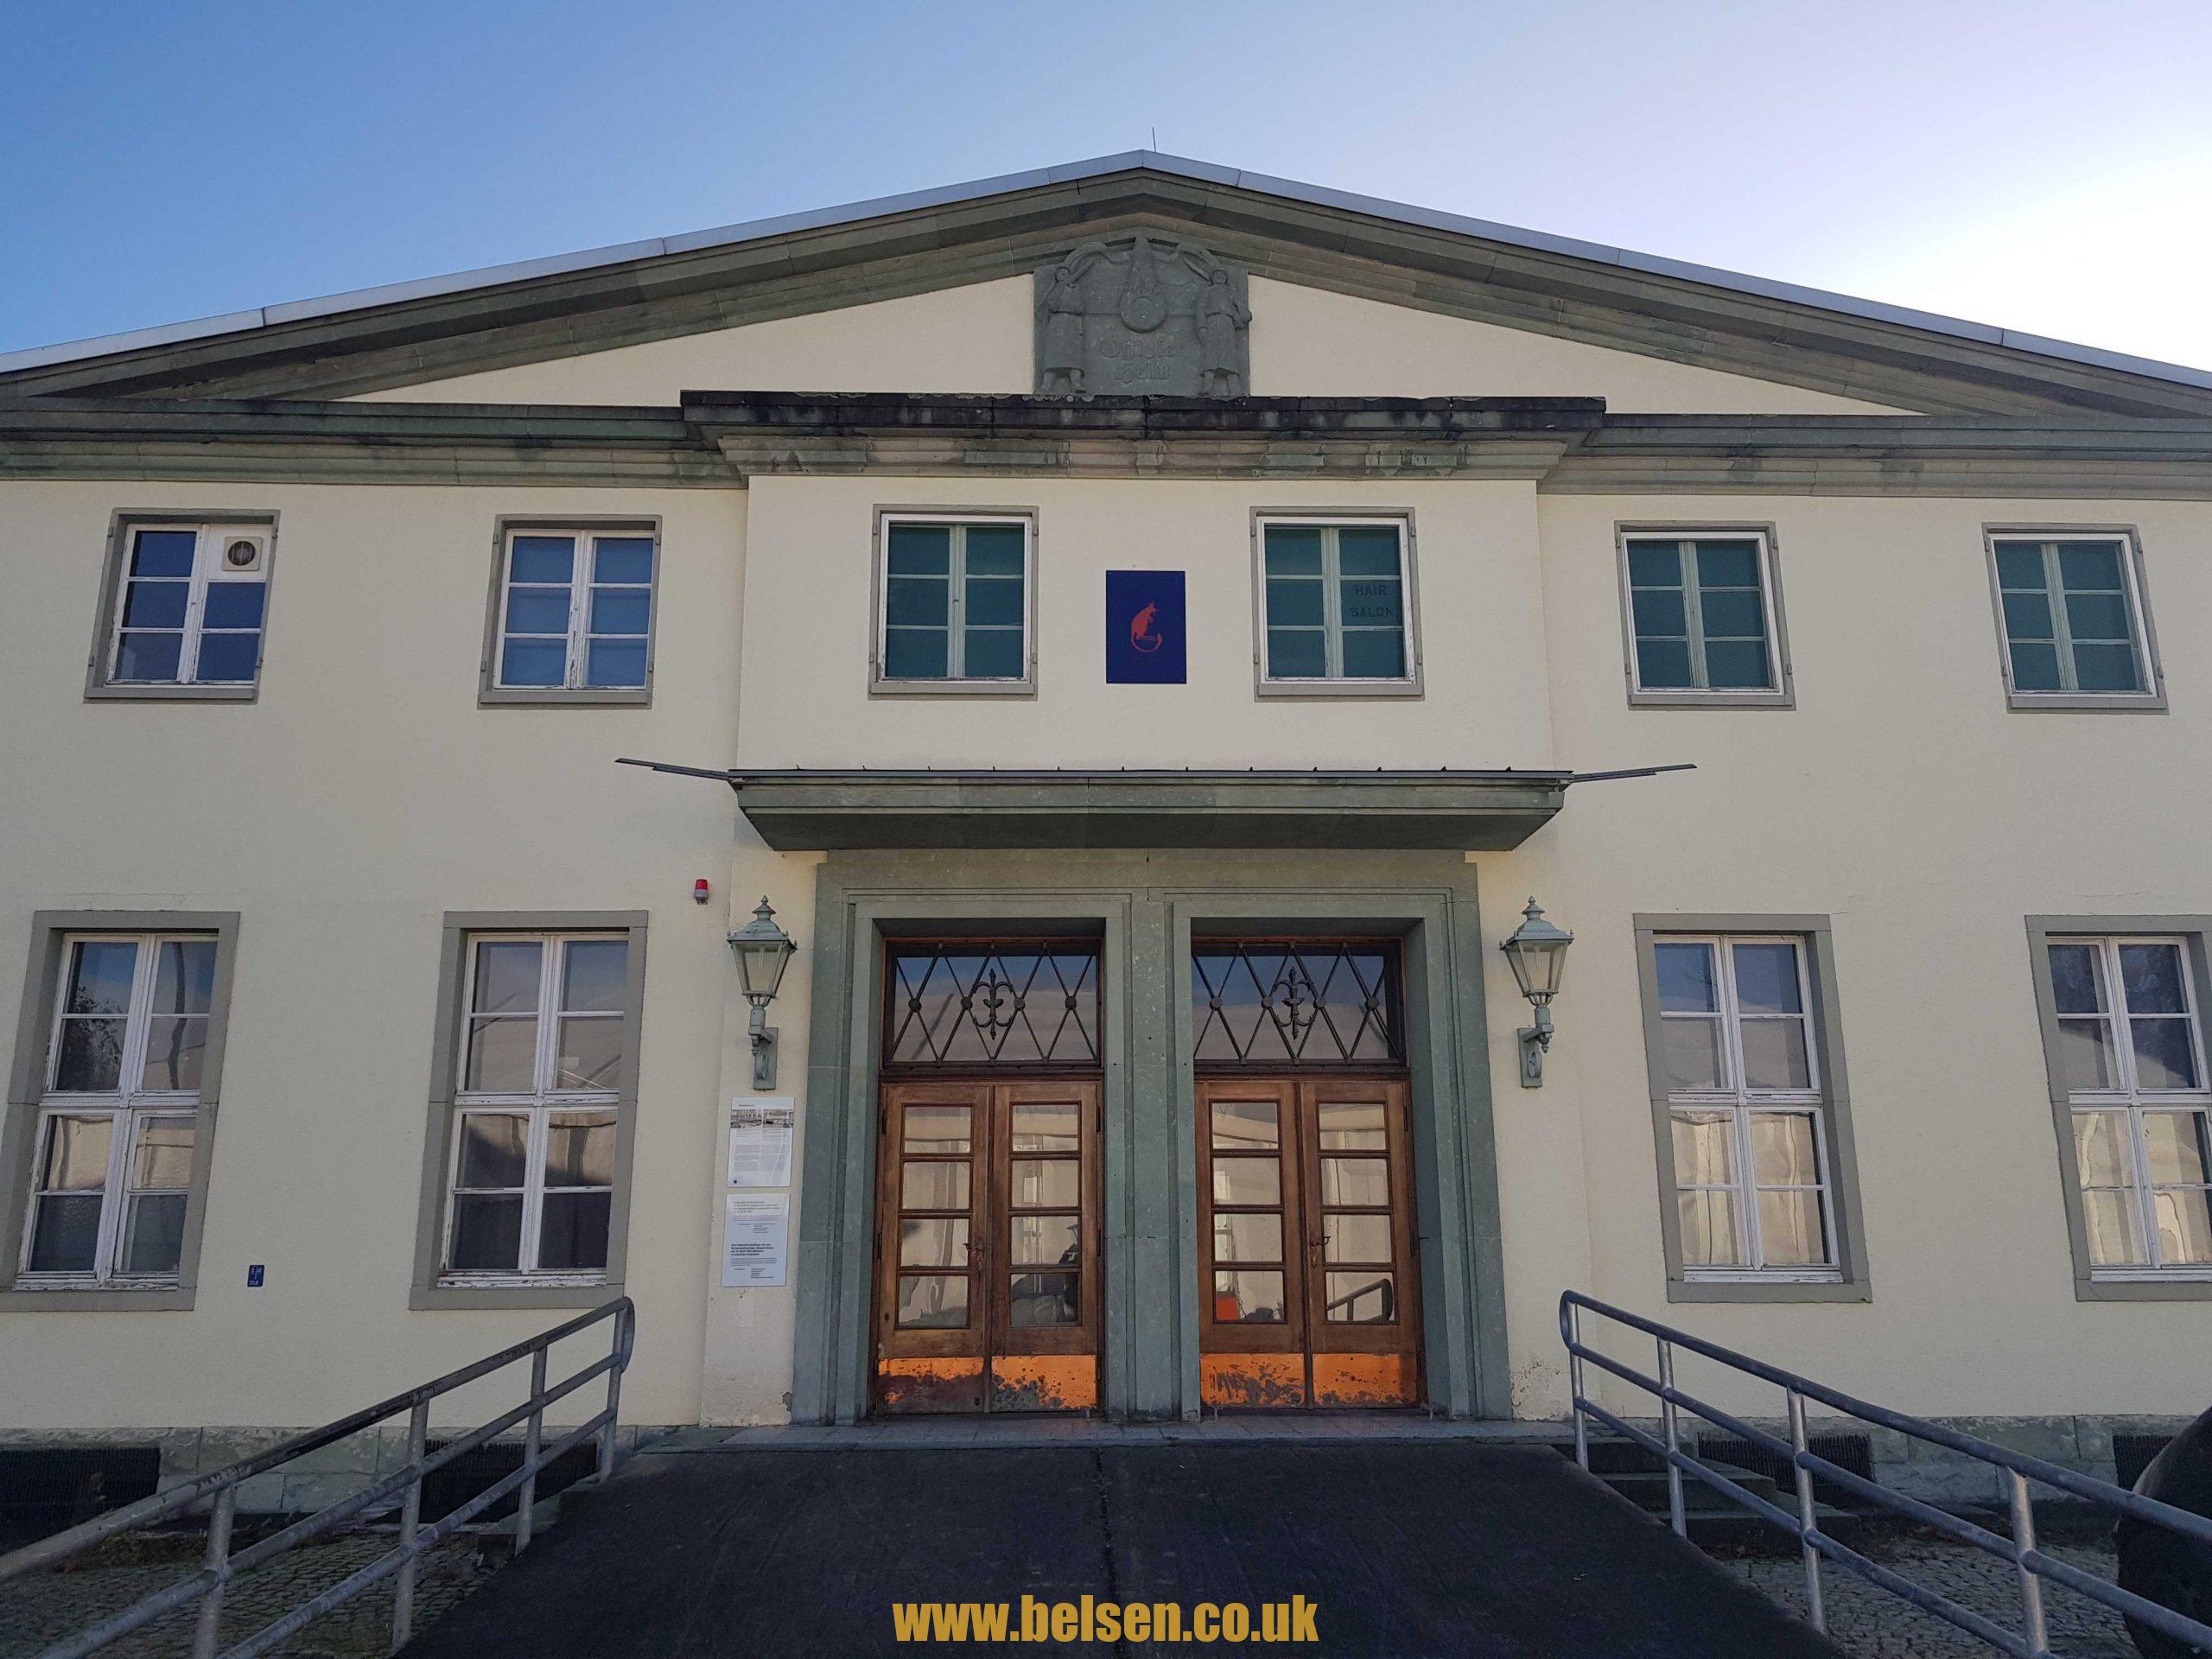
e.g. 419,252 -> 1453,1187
5,154 -> 2209,418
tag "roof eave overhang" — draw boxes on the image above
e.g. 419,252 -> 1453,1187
5,154 -> 2209,418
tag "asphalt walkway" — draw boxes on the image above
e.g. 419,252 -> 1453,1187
399,1440 -> 1840,1657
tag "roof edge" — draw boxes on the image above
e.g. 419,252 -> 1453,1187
3,152 -> 2209,396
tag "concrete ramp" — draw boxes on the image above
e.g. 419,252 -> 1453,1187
401,1441 -> 1839,1657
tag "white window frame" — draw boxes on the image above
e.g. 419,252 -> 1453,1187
489,524 -> 659,695
1656,934 -> 1840,1282
104,521 -> 270,689
1984,527 -> 2164,711
869,511 -> 1037,694
2047,935 -> 2212,1281
441,931 -> 627,1287
18,933 -> 210,1287
1615,525 -> 1791,708
1251,513 -> 1421,696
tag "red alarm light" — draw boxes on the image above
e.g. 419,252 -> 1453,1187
693,878 -> 711,905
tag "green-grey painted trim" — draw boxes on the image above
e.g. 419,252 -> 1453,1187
1631,913 -> 1873,1304
409,910 -> 649,1312
726,773 -> 1566,853
1,910 -> 243,1311
2023,915 -> 2212,1303
477,516 -> 662,708
866,506 -> 1040,699
1982,526 -> 2169,714
787,849 -> 1504,1425
1613,523 -> 1796,710
1247,509 -> 1425,701
83,511 -> 279,703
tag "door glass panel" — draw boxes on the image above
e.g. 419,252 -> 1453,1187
1211,1099 -> 1279,1149
885,946 -> 1100,1068
1212,1212 -> 1283,1262
901,1161 -> 969,1211
1211,1157 -> 1281,1206
1316,1101 -> 1386,1149
1324,1271 -> 1396,1323
1009,1159 -> 1078,1208
1323,1214 -> 1392,1264
1010,1103 -> 1077,1150
903,1106 -> 971,1152
896,1274 -> 969,1328
1319,1156 -> 1389,1207
1192,944 -> 1402,1067
1009,1271 -> 1079,1325
899,1217 -> 969,1268
1212,1269 -> 1286,1323
1010,1213 -> 1080,1267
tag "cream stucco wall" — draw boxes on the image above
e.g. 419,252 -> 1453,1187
350,274 -> 1906,414
0,479 -> 792,1432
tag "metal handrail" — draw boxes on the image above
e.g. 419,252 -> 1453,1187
0,1296 -> 635,1659
1560,1290 -> 2212,1658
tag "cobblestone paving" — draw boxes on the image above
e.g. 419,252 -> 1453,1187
0,1532 -> 501,1659
1726,1535 -> 2135,1658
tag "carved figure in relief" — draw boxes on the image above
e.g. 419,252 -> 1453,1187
1037,262 -> 1089,394
1194,268 -> 1251,398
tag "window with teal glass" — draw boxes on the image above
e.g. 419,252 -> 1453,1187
1991,535 -> 2151,698
878,518 -> 1031,684
1260,520 -> 1412,683
1624,534 -> 1779,696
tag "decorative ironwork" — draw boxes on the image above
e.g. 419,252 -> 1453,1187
885,944 -> 1101,1070
1192,943 -> 1403,1069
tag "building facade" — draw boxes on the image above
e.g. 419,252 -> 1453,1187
3,156 -> 2209,1486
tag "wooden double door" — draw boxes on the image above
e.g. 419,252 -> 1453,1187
873,1079 -> 1102,1413
1197,1077 -> 1422,1408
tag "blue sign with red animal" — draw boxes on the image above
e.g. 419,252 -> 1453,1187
1105,570 -> 1187,683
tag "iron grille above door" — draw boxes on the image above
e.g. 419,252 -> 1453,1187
1192,942 -> 1404,1071
883,943 -> 1103,1071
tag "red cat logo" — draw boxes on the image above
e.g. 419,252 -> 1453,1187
1129,601 -> 1164,653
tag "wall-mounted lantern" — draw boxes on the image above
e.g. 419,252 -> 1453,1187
1499,897 -> 1573,1089
728,897 -> 798,1088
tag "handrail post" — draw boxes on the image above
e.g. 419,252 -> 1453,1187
1657,1335 -> 1686,1538
391,1396 -> 429,1654
1787,1387 -> 1825,1634
190,1484 -> 235,1659
597,1306 -> 628,1482
1567,1300 -> 1589,1472
2007,1470 -> 2050,1658
517,1344 -> 548,1553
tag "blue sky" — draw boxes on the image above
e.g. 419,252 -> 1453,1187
6,0 -> 2211,368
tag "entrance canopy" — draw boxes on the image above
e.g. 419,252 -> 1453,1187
614,763 -> 1688,850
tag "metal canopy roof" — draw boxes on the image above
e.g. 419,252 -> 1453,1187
616,761 -> 1692,852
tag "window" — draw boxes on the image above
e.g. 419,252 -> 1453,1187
486,524 -> 657,699
1635,921 -> 1870,1300
872,514 -> 1033,691
1255,518 -> 1418,692
1987,532 -> 2160,707
1619,530 -> 1788,703
93,519 -> 272,694
17,934 -> 218,1286
2042,936 -> 2211,1279
441,933 -> 632,1282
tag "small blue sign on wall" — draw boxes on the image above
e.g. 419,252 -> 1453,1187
1105,570 -> 1187,684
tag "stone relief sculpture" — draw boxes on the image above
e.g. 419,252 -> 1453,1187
1032,237 -> 1250,398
